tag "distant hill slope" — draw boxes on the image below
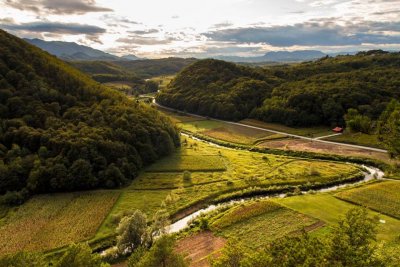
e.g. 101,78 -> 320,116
0,30 -> 179,197
71,57 -> 198,79
215,50 -> 327,63
25,38 -> 140,61
157,51 -> 400,126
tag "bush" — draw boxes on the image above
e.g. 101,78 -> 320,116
56,243 -> 109,267
183,171 -> 192,183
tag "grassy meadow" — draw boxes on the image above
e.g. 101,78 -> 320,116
276,192 -> 400,242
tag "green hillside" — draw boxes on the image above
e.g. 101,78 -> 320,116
157,52 -> 400,126
0,30 -> 180,198
157,59 -> 280,120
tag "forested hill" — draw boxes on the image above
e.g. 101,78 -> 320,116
0,30 -> 180,200
157,51 -> 400,126
157,59 -> 281,120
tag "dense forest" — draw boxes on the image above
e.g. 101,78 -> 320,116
157,51 -> 400,127
0,30 -> 180,201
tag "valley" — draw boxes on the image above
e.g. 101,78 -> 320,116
0,27 -> 399,267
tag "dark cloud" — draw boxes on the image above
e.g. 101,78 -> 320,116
4,0 -> 112,15
204,20 -> 400,46
372,9 -> 400,15
1,21 -> 106,35
128,29 -> 159,35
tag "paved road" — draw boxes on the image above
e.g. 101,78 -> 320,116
153,101 -> 388,153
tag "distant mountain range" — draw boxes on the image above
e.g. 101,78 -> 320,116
214,50 -> 357,63
25,38 -> 357,63
25,38 -> 141,61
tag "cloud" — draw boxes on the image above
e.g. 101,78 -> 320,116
1,21 -> 106,35
101,15 -> 141,26
204,20 -> 400,47
212,22 -> 234,28
4,0 -> 112,15
128,29 -> 159,35
116,36 -> 175,45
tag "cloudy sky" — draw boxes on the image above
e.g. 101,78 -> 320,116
0,0 -> 399,58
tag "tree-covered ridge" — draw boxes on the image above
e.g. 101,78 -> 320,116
157,59 -> 280,120
157,51 -> 400,126
0,30 -> 180,199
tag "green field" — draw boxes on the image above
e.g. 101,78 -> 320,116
208,200 -> 320,249
0,191 -> 119,256
275,193 -> 400,242
98,136 -> 361,240
145,154 -> 226,172
335,181 -> 400,219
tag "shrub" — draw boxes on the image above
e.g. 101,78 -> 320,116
183,171 -> 192,183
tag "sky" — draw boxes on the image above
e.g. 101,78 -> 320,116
0,0 -> 399,58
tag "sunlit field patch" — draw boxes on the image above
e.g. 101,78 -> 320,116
146,154 -> 226,172
335,181 -> 400,219
0,191 -> 119,256
209,200 -> 320,249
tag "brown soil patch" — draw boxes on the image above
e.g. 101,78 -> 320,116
259,139 -> 392,163
112,262 -> 127,267
175,231 -> 227,267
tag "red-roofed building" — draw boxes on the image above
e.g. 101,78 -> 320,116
332,127 -> 344,133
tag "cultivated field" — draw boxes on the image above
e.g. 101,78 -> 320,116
97,136 -> 361,239
0,191 -> 119,256
146,154 -> 226,172
324,131 -> 384,149
240,119 -> 332,138
179,120 -> 274,145
335,181 -> 400,219
209,200 -> 321,249
259,138 -> 392,163
175,231 -> 226,267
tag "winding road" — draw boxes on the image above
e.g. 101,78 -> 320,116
152,101 -> 388,153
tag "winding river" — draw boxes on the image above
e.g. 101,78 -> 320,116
167,148 -> 384,234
